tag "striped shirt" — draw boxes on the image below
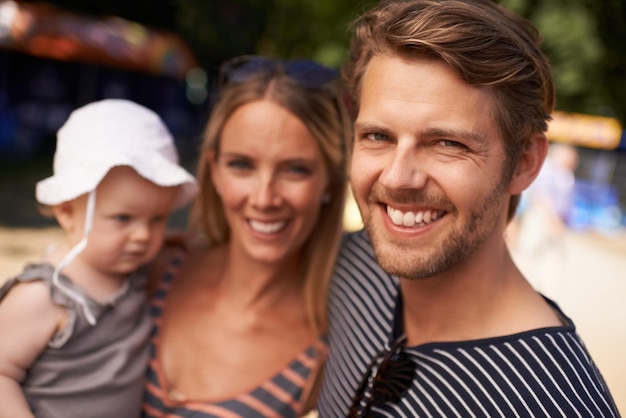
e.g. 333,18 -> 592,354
142,252 -> 327,418
318,230 -> 619,417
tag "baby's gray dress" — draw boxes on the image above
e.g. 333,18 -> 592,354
0,262 -> 150,418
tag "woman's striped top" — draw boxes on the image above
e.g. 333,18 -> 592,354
142,252 -> 327,418
317,230 -> 620,417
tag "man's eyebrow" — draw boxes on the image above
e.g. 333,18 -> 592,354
353,122 -> 489,147
353,121 -> 380,132
421,127 -> 488,146
353,121 -> 395,138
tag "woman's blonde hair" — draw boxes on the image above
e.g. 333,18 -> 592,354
190,59 -> 352,336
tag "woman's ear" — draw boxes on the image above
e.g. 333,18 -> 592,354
207,150 -> 217,170
508,133 -> 549,195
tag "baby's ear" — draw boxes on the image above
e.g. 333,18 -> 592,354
51,201 -> 78,231
507,132 -> 549,195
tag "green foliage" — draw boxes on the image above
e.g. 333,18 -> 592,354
40,0 -> 626,123
499,0 -> 626,123
171,0 -> 376,70
172,0 -> 269,70
534,4 -> 605,113
255,0 -> 377,68
584,0 -> 626,123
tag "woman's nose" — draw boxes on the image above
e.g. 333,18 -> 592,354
251,175 -> 281,208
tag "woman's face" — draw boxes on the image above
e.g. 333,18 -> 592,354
210,100 -> 329,265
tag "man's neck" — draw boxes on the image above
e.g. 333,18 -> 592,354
399,247 -> 562,346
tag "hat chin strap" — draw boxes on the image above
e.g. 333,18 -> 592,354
52,190 -> 97,326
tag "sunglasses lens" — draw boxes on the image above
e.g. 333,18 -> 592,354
226,57 -> 274,84
373,353 -> 414,401
221,56 -> 336,89
285,60 -> 338,88
349,338 -> 414,418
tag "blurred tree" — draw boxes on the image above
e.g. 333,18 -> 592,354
36,0 -> 626,123
499,0 -> 626,122
172,0 -> 376,72
255,0 -> 377,67
583,0 -> 626,123
178,0 -> 626,123
35,0 -> 178,29
172,0 -> 268,71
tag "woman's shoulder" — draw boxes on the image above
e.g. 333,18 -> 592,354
147,241 -> 225,293
146,243 -> 191,295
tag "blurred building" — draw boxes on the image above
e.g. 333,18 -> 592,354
546,111 -> 626,231
0,0 -> 207,159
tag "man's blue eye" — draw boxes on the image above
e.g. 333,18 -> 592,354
439,139 -> 464,148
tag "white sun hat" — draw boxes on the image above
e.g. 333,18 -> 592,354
37,99 -> 198,326
36,98 -> 197,209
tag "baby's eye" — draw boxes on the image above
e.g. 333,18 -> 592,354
113,214 -> 131,223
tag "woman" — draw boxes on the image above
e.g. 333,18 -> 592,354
142,56 -> 351,417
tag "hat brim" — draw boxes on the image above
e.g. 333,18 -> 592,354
36,155 -> 197,209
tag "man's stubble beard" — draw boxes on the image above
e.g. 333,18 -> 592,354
363,179 -> 508,281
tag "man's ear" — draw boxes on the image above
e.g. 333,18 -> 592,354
508,133 -> 549,195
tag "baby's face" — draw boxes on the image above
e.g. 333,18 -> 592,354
73,166 -> 178,278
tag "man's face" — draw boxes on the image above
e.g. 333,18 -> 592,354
350,55 -> 511,280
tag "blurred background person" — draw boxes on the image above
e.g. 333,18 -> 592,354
508,143 -> 579,293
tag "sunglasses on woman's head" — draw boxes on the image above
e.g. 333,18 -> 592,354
219,55 -> 338,90
349,334 -> 415,418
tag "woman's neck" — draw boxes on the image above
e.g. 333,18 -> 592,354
210,244 -> 304,314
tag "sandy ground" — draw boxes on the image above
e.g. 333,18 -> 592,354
0,226 -> 63,280
1,224 -> 624,415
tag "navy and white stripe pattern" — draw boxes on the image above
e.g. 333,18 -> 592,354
318,230 -> 619,417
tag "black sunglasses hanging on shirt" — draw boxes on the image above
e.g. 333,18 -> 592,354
349,295 -> 416,418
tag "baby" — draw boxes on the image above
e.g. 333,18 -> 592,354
0,99 -> 197,418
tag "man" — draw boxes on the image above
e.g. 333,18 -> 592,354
318,1 -> 619,417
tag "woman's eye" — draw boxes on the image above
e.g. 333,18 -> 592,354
226,159 -> 252,169
286,165 -> 312,175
